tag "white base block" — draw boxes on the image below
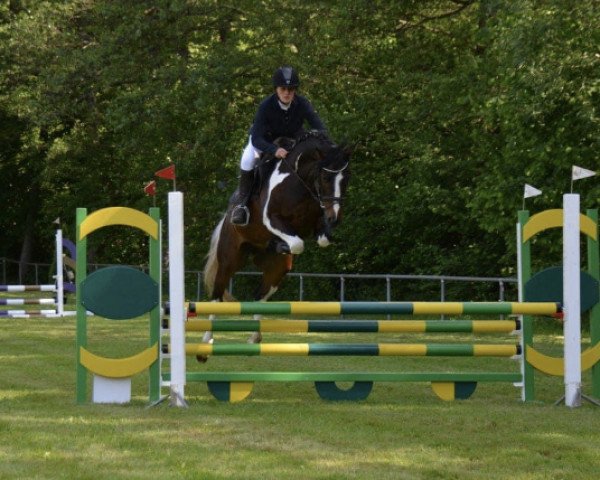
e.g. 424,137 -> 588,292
92,375 -> 132,404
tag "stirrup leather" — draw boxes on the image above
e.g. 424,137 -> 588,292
231,205 -> 250,226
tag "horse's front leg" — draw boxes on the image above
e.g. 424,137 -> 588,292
196,301 -> 218,363
248,251 -> 293,344
315,214 -> 333,248
263,214 -> 304,254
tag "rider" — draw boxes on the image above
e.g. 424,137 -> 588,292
230,65 -> 328,225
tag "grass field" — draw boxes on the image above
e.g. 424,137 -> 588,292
1,312 -> 599,480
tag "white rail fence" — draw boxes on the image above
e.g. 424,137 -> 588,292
2,257 -> 516,306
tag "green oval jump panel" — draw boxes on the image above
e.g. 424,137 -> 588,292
207,381 -> 254,402
314,381 -> 373,401
81,266 -> 158,319
431,381 -> 477,400
525,266 -> 599,313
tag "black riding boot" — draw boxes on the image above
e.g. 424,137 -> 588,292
230,169 -> 254,225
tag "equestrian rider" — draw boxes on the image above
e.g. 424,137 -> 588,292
230,66 -> 327,225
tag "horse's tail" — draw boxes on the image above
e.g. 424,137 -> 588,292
203,216 -> 225,298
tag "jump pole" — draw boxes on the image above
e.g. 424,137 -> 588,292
168,191 -> 187,407
563,194 -> 581,407
163,191 -> 584,406
0,229 -> 66,318
515,220 -> 527,401
55,229 -> 64,317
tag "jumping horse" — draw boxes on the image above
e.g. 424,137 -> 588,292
201,131 -> 352,354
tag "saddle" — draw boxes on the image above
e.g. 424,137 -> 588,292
255,136 -> 296,192
227,136 -> 295,220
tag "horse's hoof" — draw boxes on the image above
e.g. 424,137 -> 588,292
275,241 -> 291,254
248,332 -> 262,344
267,238 -> 291,254
317,234 -> 332,247
230,205 -> 250,226
196,355 -> 209,363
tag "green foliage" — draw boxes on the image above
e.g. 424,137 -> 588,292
1,1 -> 598,283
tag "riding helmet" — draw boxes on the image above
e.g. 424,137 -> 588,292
272,66 -> 300,88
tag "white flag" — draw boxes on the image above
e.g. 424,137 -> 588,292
572,165 -> 596,181
524,184 -> 542,199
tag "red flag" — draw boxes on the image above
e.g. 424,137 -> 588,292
155,164 -> 176,180
144,180 -> 156,196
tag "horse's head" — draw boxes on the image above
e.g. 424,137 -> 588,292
317,143 -> 352,229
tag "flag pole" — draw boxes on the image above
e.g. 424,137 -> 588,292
523,184 -> 542,210
144,180 -> 157,207
571,165 -> 597,193
155,164 -> 177,192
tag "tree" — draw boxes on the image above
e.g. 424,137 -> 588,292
0,1 -> 597,294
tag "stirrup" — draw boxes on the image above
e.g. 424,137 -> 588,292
231,205 -> 250,226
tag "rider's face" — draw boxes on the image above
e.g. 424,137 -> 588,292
276,86 -> 296,105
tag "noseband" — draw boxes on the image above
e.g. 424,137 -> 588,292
315,162 -> 349,208
321,163 -> 349,174
280,141 -> 349,212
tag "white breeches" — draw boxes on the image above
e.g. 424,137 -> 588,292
240,136 -> 261,171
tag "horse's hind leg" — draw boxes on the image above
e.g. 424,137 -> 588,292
199,265 -> 230,354
198,234 -> 248,362
248,252 -> 293,343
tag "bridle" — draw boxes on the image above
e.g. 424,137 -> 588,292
283,153 -> 349,210
315,162 -> 349,208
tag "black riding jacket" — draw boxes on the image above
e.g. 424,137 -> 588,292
250,93 -> 326,154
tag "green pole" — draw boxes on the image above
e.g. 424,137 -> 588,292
148,207 -> 161,403
586,209 -> 600,398
75,208 -> 88,404
518,210 -> 535,402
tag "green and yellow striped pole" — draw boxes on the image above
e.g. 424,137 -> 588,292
184,318 -> 520,334
182,301 -> 560,317
179,342 -> 521,358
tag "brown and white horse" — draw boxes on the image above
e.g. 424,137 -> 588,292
200,132 -> 352,352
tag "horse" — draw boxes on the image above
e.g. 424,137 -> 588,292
200,131 -> 352,354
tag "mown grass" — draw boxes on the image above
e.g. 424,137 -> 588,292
1,312 -> 599,480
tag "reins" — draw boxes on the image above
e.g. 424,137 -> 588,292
315,162 -> 348,205
282,152 -> 348,210
281,155 -> 321,204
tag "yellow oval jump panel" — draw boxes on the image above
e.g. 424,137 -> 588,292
431,382 -> 456,401
229,382 -> 254,402
523,209 -> 597,242
526,343 -> 600,376
80,343 -> 158,378
79,207 -> 159,240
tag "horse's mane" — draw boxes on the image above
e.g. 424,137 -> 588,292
294,130 -> 332,148
256,131 -> 332,186
292,131 -> 350,177
284,131 -> 336,170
